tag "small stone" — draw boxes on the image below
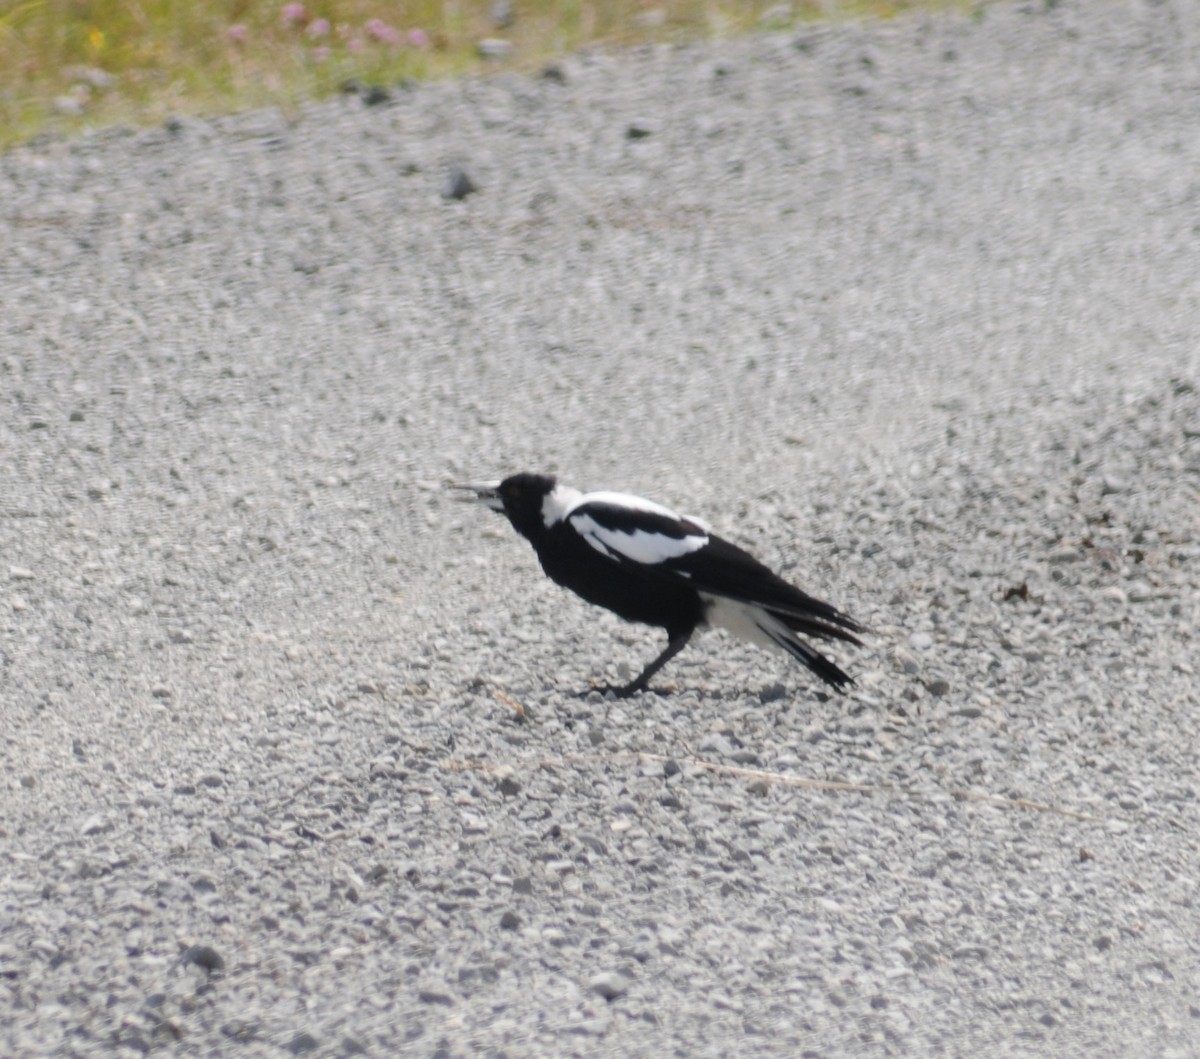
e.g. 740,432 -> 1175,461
64,64 -> 116,89
55,95 -> 86,117
498,775 -> 522,798
697,733 -> 734,757
180,944 -> 225,975
926,678 -> 951,697
285,1031 -> 319,1055
1003,582 -> 1031,602
361,85 -> 390,106
418,990 -> 454,1006
477,38 -> 513,60
81,815 -> 109,836
1126,581 -> 1155,603
443,169 -> 478,201
490,0 -> 513,27
626,120 -> 654,140
541,63 -> 567,83
9,566 -> 35,581
758,682 -> 787,705
512,876 -> 533,895
151,685 -> 173,699
908,632 -> 933,651
589,971 -> 630,1000
499,910 -> 521,931
578,833 -> 607,854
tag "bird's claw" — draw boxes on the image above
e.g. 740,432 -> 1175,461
571,679 -> 671,699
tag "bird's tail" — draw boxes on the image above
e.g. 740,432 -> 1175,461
767,602 -> 864,647
756,609 -> 855,690
704,596 -> 857,690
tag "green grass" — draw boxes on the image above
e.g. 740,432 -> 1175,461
0,0 -> 964,149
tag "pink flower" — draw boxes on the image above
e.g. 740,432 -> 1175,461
346,36 -> 363,54
407,27 -> 430,49
310,45 -> 330,63
364,17 -> 401,46
306,17 -> 330,39
280,3 -> 307,27
226,23 -> 248,44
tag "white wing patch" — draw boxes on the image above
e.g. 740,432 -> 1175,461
570,513 -> 709,566
565,490 -> 713,533
565,490 -> 677,519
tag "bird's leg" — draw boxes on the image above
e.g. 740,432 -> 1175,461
614,629 -> 694,698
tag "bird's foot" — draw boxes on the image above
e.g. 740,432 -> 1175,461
572,679 -> 671,699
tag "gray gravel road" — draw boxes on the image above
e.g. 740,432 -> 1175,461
3,1 -> 1199,1055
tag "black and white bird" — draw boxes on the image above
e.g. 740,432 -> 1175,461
451,473 -> 863,697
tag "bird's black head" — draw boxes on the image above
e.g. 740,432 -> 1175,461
450,472 -> 559,542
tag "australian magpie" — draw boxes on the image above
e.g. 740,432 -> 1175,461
451,473 -> 863,697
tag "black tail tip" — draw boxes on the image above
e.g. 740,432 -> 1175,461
809,654 -> 855,691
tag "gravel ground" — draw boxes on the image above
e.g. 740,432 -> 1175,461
2,0 -> 1199,1055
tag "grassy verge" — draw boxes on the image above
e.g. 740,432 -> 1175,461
0,0 -> 963,149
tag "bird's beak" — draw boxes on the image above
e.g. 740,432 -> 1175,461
446,480 -> 505,513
